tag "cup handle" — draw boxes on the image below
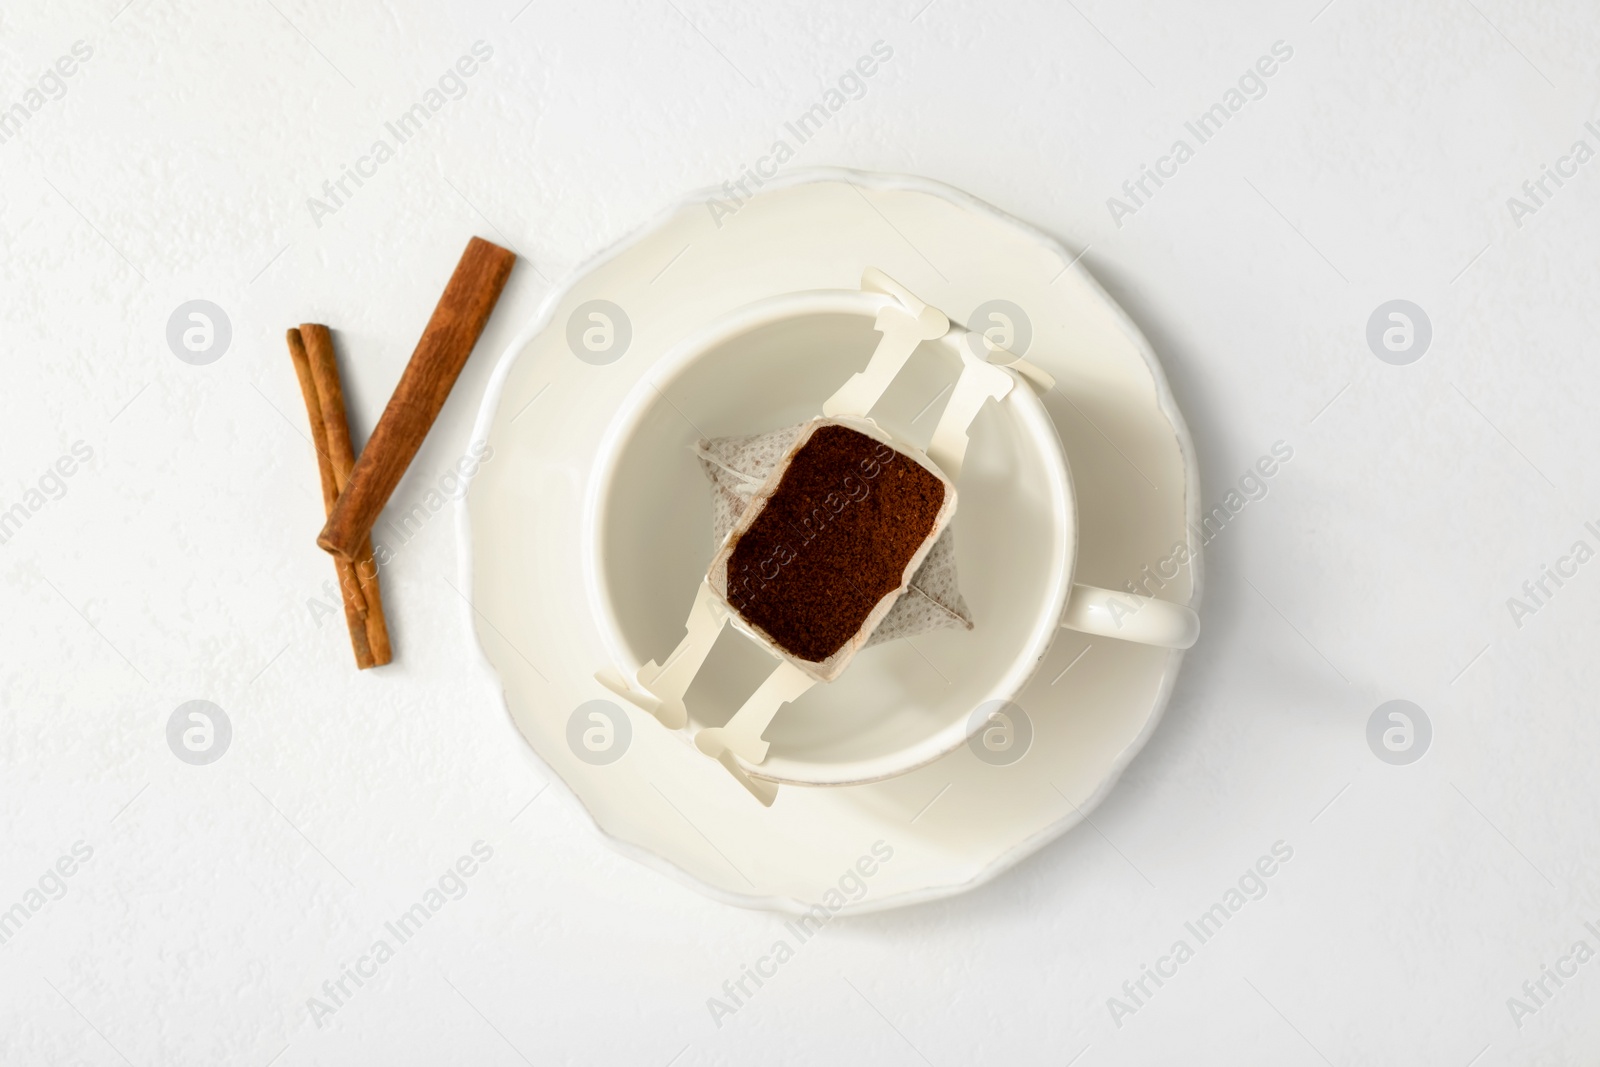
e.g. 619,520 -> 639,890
1062,583 -> 1200,649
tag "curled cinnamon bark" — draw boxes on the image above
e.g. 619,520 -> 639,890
286,326 -> 392,668
317,237 -> 515,561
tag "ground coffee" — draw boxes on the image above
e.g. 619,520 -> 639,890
725,424 -> 945,662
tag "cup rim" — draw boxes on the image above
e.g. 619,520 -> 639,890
583,288 -> 1077,786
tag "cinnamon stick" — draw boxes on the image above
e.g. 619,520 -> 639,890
300,324 -> 393,666
286,328 -> 389,669
317,236 -> 515,560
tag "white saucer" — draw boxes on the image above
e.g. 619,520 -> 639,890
460,169 -> 1201,913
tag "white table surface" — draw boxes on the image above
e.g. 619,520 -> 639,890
4,0 -> 1599,1063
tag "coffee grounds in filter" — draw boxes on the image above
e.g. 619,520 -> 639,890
695,424 -> 973,647
725,425 -> 945,662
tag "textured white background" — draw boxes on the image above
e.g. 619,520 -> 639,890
4,0 -> 1600,1063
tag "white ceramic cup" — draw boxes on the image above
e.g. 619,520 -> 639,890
585,289 -> 1197,786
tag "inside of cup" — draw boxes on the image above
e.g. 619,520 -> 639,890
590,295 -> 1071,785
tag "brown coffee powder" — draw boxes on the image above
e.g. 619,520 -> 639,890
725,424 -> 945,662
